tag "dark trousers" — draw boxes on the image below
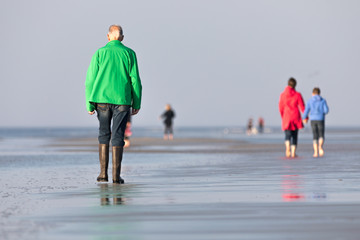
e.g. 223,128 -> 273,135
164,123 -> 173,134
311,120 -> 325,142
96,103 -> 130,147
285,129 -> 298,146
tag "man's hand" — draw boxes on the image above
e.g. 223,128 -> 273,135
88,111 -> 95,115
131,109 -> 140,115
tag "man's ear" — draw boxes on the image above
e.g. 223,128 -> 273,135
107,34 -> 111,41
119,35 -> 124,42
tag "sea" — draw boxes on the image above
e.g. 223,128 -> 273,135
0,125 -> 359,144
1,126 -> 360,239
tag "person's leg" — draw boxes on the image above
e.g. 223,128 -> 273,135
112,146 -> 124,184
290,130 -> 298,158
164,126 -> 169,140
318,121 -> 325,156
169,124 -> 174,140
312,141 -> 319,157
164,124 -> 171,140
111,105 -> 130,146
284,130 -> 291,157
311,121 -> 319,157
318,138 -> 324,156
97,104 -> 112,145
96,104 -> 112,182
97,144 -> 109,181
111,105 -> 130,184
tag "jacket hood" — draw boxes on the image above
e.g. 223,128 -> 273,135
284,86 -> 296,96
312,95 -> 323,101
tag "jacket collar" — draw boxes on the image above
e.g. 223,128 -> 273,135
285,86 -> 295,92
313,95 -> 322,101
107,40 -> 123,46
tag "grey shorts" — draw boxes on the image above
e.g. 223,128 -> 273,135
311,120 -> 325,141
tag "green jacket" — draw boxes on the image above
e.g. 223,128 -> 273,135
85,40 -> 142,112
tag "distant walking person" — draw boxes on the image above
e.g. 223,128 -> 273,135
160,104 -> 175,140
303,88 -> 329,157
279,78 -> 305,157
246,118 -> 255,135
124,114 -> 132,148
258,117 -> 264,133
85,25 -> 142,184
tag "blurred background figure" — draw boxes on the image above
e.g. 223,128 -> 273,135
246,118 -> 258,135
246,118 -> 253,135
258,117 -> 265,133
124,114 -> 132,148
159,104 -> 176,140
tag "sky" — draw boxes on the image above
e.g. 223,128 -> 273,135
1,0 -> 359,128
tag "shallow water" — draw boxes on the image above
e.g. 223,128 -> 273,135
1,127 -> 360,239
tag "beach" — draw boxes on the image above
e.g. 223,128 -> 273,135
1,127 -> 360,239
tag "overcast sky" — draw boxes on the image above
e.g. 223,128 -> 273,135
1,0 -> 359,128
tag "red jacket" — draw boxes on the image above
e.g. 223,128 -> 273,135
279,86 -> 305,131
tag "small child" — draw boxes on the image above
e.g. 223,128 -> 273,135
303,87 -> 329,157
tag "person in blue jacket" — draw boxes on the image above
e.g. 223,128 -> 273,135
303,87 -> 329,157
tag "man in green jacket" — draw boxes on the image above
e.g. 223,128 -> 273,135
85,24 -> 142,184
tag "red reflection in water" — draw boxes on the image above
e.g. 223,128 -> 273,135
282,174 -> 305,202
282,193 -> 305,200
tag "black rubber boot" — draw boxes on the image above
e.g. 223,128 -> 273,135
112,146 -> 125,184
97,144 -> 109,182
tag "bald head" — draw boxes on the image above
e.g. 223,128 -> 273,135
107,24 -> 124,41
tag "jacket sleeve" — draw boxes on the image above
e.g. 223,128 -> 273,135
85,51 -> 99,112
303,100 -> 310,119
298,93 -> 305,113
129,50 -> 142,110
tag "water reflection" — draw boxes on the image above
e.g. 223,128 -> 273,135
282,174 -> 305,202
281,162 -> 327,202
98,184 -> 126,206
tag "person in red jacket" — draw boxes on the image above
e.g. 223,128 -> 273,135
279,78 -> 305,157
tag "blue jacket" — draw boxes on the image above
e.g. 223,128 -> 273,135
303,95 -> 329,121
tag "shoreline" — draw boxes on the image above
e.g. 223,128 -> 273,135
47,136 -> 359,155
47,136 -> 299,154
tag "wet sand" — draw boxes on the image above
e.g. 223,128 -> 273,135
1,136 -> 360,239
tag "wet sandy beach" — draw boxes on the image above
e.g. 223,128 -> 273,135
1,132 -> 360,239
